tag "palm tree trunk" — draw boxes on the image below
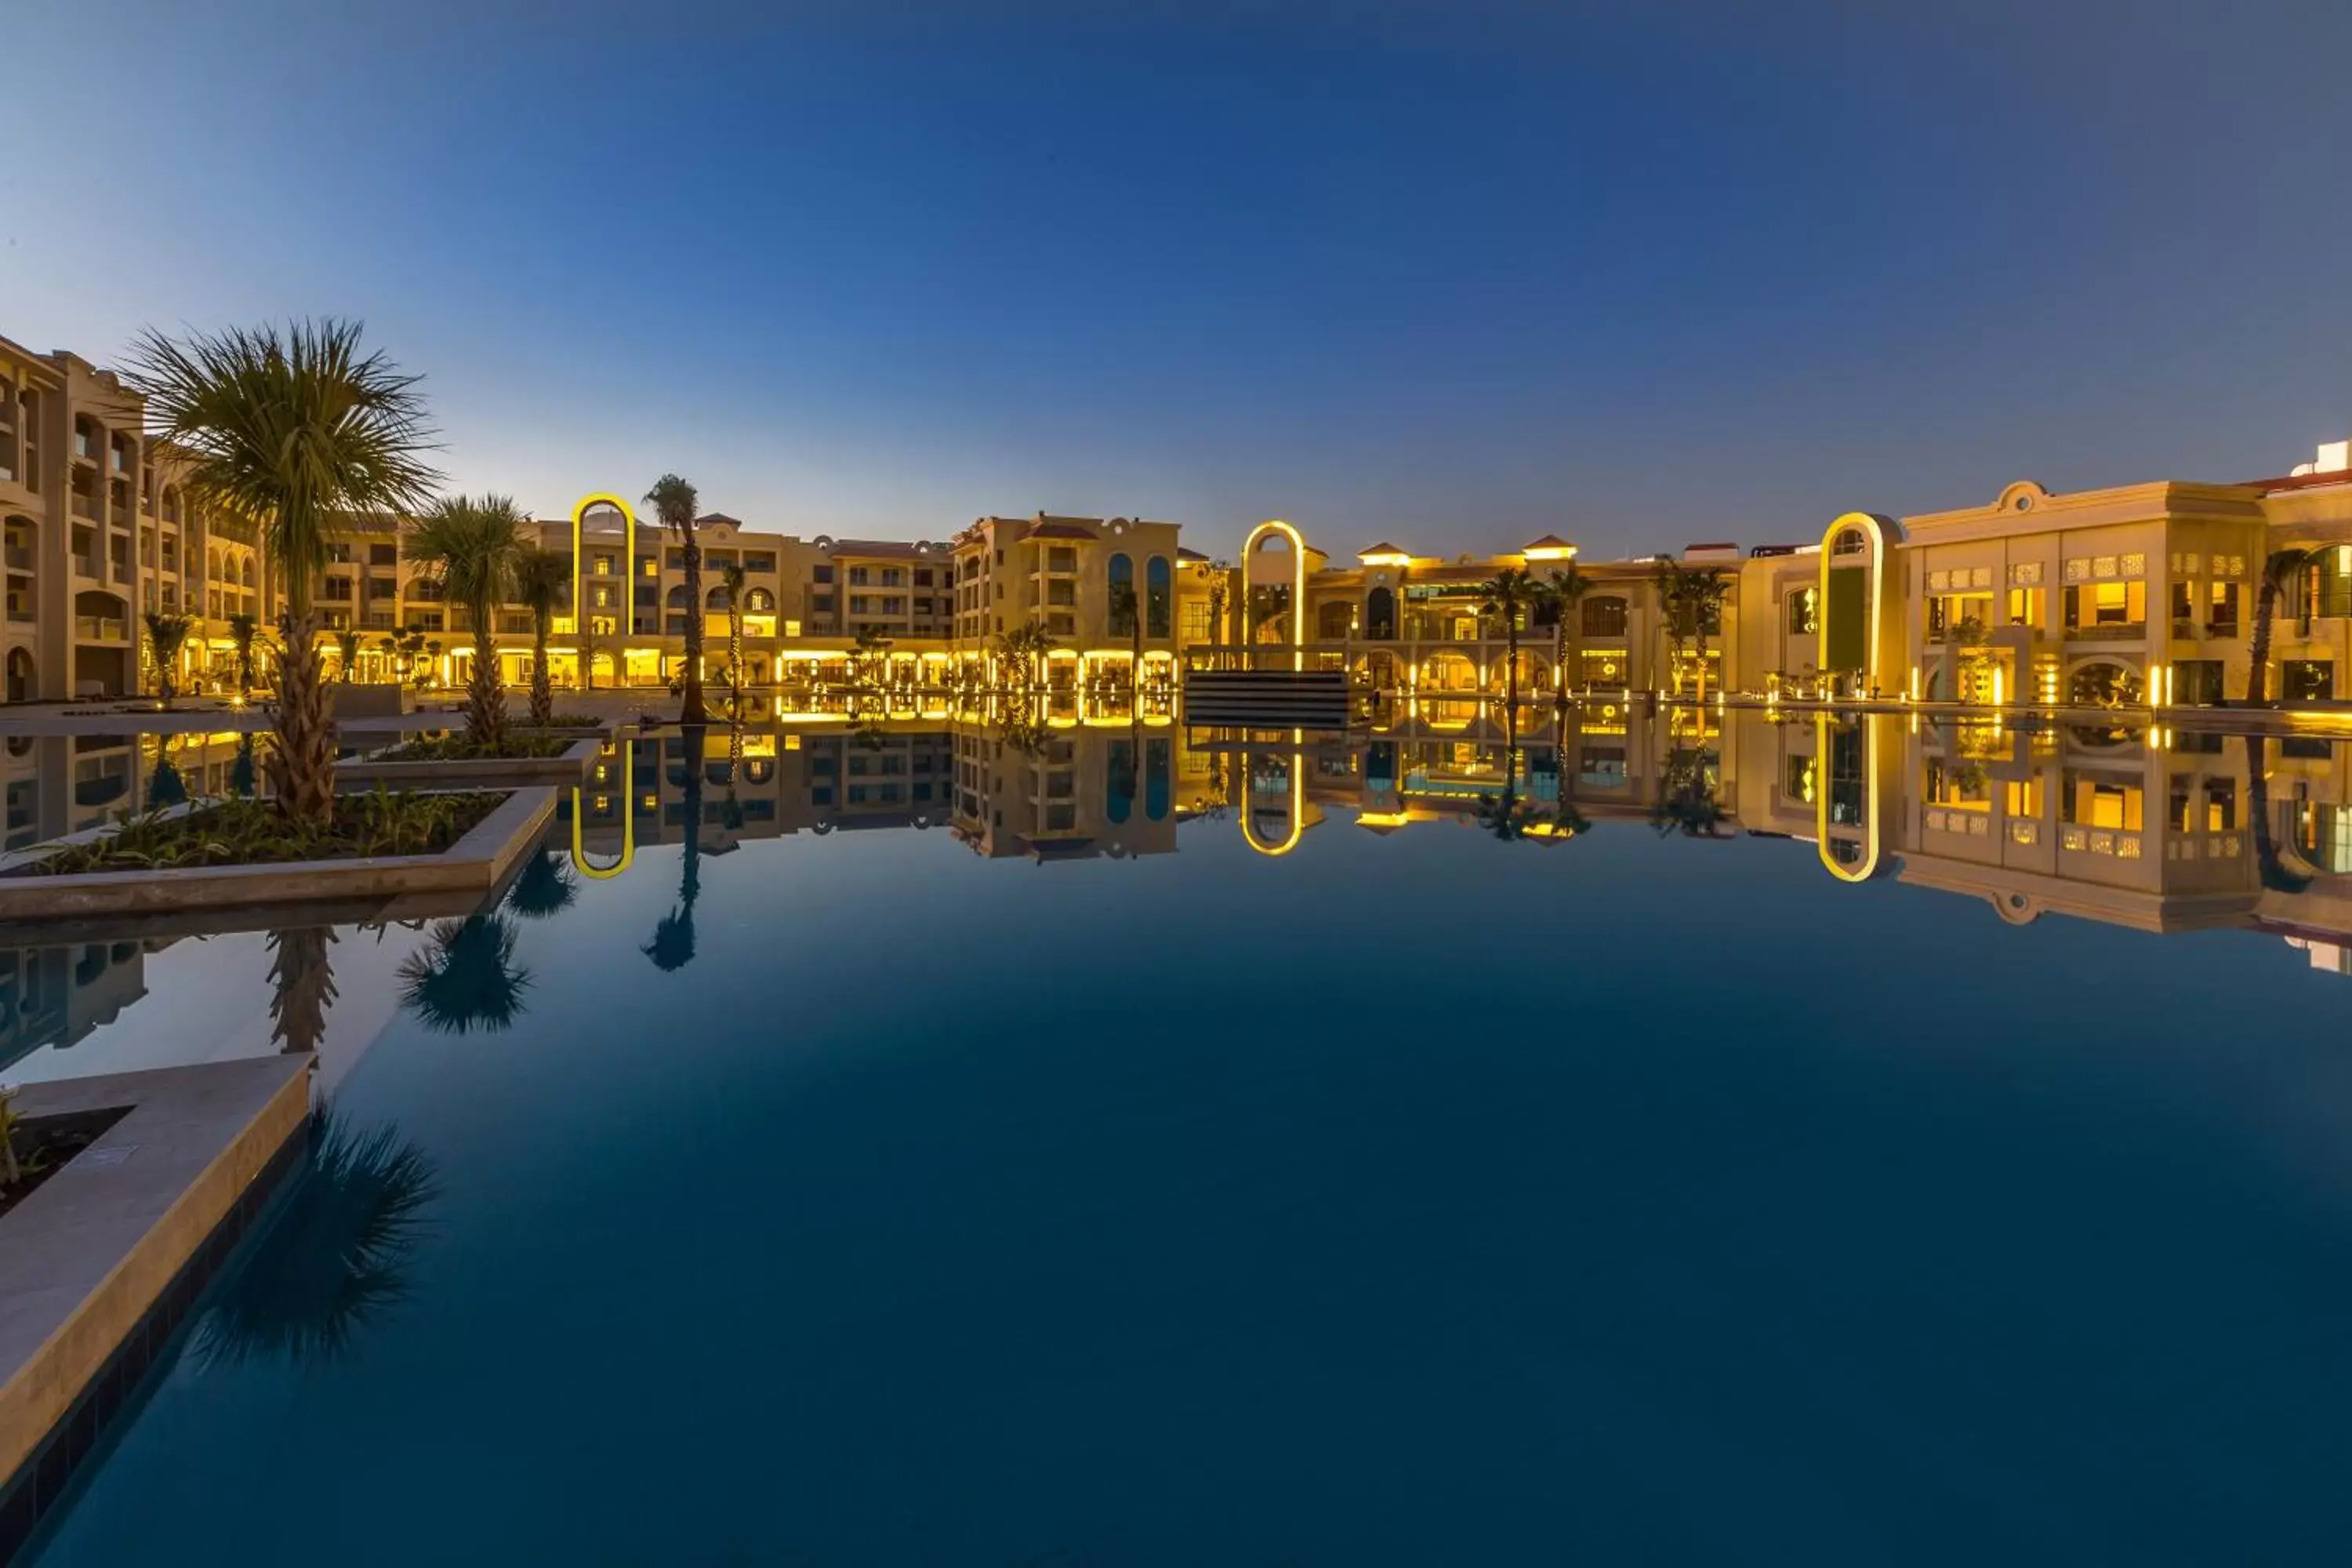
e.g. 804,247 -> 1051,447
267,926 -> 338,1055
729,611 -> 744,720
270,612 -> 336,826
2248,581 -> 2279,704
680,536 -> 709,724
469,623 -> 506,746
530,618 -> 553,726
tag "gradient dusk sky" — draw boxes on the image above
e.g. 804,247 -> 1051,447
7,1 -> 2349,560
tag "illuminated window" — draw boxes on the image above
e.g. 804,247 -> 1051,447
1787,587 -> 1817,635
1582,597 -> 1628,637
2005,586 -> 2045,628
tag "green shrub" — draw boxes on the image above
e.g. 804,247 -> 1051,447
26,789 -> 503,875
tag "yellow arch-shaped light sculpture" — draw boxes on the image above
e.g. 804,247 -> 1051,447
1240,518 -> 1309,673
1240,736 -> 1307,856
571,492 -> 636,636
1818,510 -> 1893,691
571,736 -> 633,879
1813,713 -> 1879,884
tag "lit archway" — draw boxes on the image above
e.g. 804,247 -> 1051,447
1240,519 -> 1309,672
1817,511 -> 1901,695
571,739 -> 633,879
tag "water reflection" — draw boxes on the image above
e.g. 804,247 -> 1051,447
395,915 -> 532,1035
190,1109 -> 439,1370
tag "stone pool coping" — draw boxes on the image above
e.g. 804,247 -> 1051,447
0,1054 -> 313,1494
0,786 -> 554,923
336,734 -> 606,790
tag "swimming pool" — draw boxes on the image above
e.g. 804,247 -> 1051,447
13,709 -> 2352,1564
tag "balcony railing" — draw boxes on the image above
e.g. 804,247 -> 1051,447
2067,622 -> 2146,642
74,615 -> 129,642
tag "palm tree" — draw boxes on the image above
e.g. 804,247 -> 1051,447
645,725 -> 706,971
1476,566 -> 1538,720
143,610 -> 194,703
1202,560 -> 1233,669
854,624 -> 892,692
227,612 -> 260,699
129,321 -> 439,825
267,926 -> 339,1054
230,731 -> 258,797
2246,546 -> 2315,705
334,628 -> 360,682
146,734 -> 189,809
719,561 -> 748,718
1650,745 -> 1730,837
644,474 -> 707,723
504,846 -> 578,919
1651,557 -> 1730,702
407,495 -> 525,749
1543,561 -> 1592,709
191,1109 -> 438,1370
512,545 -> 572,728
1110,581 -> 1143,701
397,914 -> 532,1034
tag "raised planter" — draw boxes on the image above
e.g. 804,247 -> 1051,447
0,1054 -> 313,1556
0,786 -> 554,922
335,735 -> 606,791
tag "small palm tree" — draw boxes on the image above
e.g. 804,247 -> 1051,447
407,495 -> 526,748
129,320 -> 440,825
226,612 -> 260,699
1476,566 -> 1538,719
334,628 -> 360,682
645,475 -> 707,723
397,914 -> 532,1034
854,624 -> 892,692
720,561 -> 748,718
143,610 -> 194,703
2246,547 -> 2315,705
146,734 -> 189,808
512,545 -> 572,728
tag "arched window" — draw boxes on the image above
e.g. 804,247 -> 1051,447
706,585 -> 731,610
1107,739 -> 1134,823
241,558 -> 255,588
666,585 -> 691,610
207,549 -> 223,582
745,587 -> 775,612
1146,556 -> 1171,638
1832,528 -> 1867,557
1366,586 -> 1396,640
1583,596 -> 1629,637
1107,553 -> 1134,634
5,648 -> 34,703
1317,600 -> 1353,639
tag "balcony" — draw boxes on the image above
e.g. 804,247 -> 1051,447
74,615 -> 129,643
2067,622 -> 2146,643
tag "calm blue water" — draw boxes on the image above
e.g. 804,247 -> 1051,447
17,717 -> 2352,1565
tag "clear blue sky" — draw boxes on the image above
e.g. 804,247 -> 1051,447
7,0 -> 2348,560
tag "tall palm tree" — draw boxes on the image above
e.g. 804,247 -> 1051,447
854,624 -> 892,693
397,914 -> 532,1034
407,495 -> 524,748
1476,566 -> 1538,722
129,321 -> 438,823
2246,546 -> 2315,705
645,474 -> 707,723
719,561 -> 748,718
1203,560 -> 1233,670
191,1109 -> 438,1370
1110,581 -> 1142,701
226,612 -> 260,699
1543,561 -> 1592,709
1650,557 -> 1730,702
645,725 -> 706,971
2243,731 -> 2313,893
512,545 -> 572,728
143,610 -> 194,703
267,926 -> 339,1054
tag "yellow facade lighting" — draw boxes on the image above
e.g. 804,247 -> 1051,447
1243,519 -> 1310,673
571,739 -> 633,879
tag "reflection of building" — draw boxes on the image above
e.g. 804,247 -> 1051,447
2,730 -> 253,850
0,941 -> 151,1074
565,717 -> 1214,869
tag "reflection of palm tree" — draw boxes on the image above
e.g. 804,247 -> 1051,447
397,914 -> 532,1035
2247,547 -> 2314,705
147,735 -> 188,810
1650,746 -> 1730,837
2245,733 -> 2312,893
720,726 -> 746,831
230,731 -> 259,797
267,927 -> 339,1054
505,848 -> 578,920
645,725 -> 706,971
191,1108 -> 437,1370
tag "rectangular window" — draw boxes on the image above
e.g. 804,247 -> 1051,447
1786,587 -> 1817,636
813,594 -> 833,612
2204,778 -> 2238,832
2065,775 -> 2143,831
880,568 -> 903,587
593,553 -> 616,575
2282,660 -> 2336,702
370,543 -> 397,566
814,564 -> 834,583
1047,547 -> 1077,573
2005,586 -> 2044,628
848,566 -> 870,586
849,596 -> 871,614
1582,597 -> 1628,637
2170,580 -> 2194,628
665,548 -> 685,569
2169,773 -> 2194,832
914,568 -> 933,586
2207,581 -> 2238,635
